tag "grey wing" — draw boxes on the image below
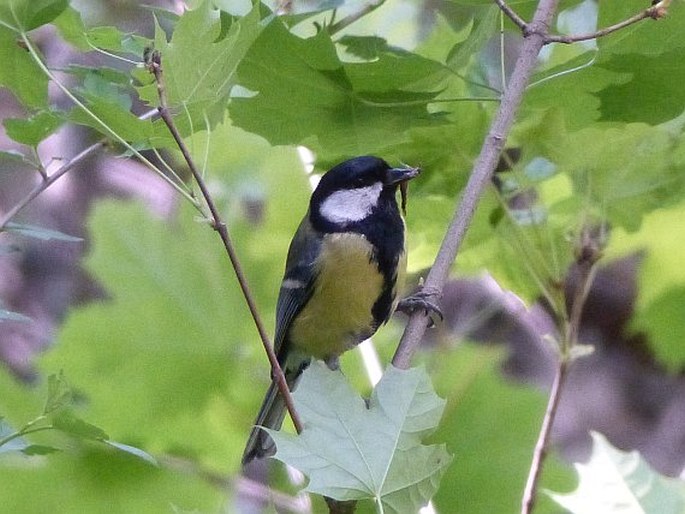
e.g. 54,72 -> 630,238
274,215 -> 321,363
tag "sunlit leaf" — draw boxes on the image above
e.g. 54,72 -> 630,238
269,363 -> 452,512
549,432 -> 685,513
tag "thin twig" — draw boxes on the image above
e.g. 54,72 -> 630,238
0,140 -> 106,232
544,1 -> 670,45
522,228 -> 602,514
0,109 -> 160,233
521,358 -> 567,514
493,0 -> 528,32
147,51 -> 303,436
392,0 -> 563,369
328,0 -> 385,35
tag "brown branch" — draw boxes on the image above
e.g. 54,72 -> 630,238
0,108 -> 161,233
521,225 -> 602,514
147,51 -> 303,436
0,140 -> 106,232
544,0 -> 670,45
493,0 -> 529,32
392,0 -> 563,369
521,358 -> 568,514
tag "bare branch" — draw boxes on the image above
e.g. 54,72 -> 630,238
0,140 -> 106,232
147,51 -> 303,436
522,225 -> 603,513
544,0 -> 670,45
521,359 -> 568,514
493,0 -> 528,32
392,0 -> 563,369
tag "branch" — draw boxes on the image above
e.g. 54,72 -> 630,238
521,225 -> 602,514
146,51 -> 303,436
392,0 -> 563,369
0,140 -> 105,232
521,358 -> 568,514
0,109 -> 159,233
493,0 -> 528,32
328,0 -> 385,35
544,0 -> 670,45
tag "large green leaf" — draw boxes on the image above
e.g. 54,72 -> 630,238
40,201 -> 261,468
554,123 -> 685,232
138,0 -> 263,122
270,363 -> 452,513
597,49 -> 685,125
230,20 -> 448,162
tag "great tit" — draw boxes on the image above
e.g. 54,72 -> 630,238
242,156 -> 420,465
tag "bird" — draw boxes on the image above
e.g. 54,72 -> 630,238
242,155 -> 421,465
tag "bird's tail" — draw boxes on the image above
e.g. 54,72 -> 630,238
242,379 -> 288,465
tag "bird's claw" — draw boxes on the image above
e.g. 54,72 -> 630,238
397,288 -> 443,327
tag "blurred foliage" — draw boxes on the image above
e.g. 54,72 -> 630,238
0,0 -> 684,512
549,432 -> 685,513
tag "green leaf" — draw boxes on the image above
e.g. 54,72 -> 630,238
4,222 -> 82,242
0,0 -> 69,31
85,25 -> 150,56
430,345 -> 574,514
0,27 -> 48,109
597,0 -> 685,57
269,363 -> 452,512
68,98 -> 169,148
43,371 -> 72,415
52,6 -> 88,49
3,110 -> 63,146
104,440 -> 159,466
632,286 -> 685,371
554,123 -> 685,231
0,443 -> 224,512
597,49 -> 685,125
140,0 -> 263,125
22,444 -> 61,455
231,20 -> 447,162
40,197 -> 287,470
549,432 -> 685,513
52,410 -> 109,440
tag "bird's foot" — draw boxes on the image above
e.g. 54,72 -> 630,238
397,287 -> 443,326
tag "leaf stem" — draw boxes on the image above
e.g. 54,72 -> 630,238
147,51 -> 303,436
544,0 -> 670,45
0,422 -> 54,449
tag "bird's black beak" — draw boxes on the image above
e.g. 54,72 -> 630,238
384,165 -> 421,186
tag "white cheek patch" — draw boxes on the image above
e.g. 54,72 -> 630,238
319,183 -> 383,224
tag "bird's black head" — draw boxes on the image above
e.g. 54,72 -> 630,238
309,156 -> 420,232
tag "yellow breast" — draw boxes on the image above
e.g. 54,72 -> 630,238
288,233 -> 387,360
